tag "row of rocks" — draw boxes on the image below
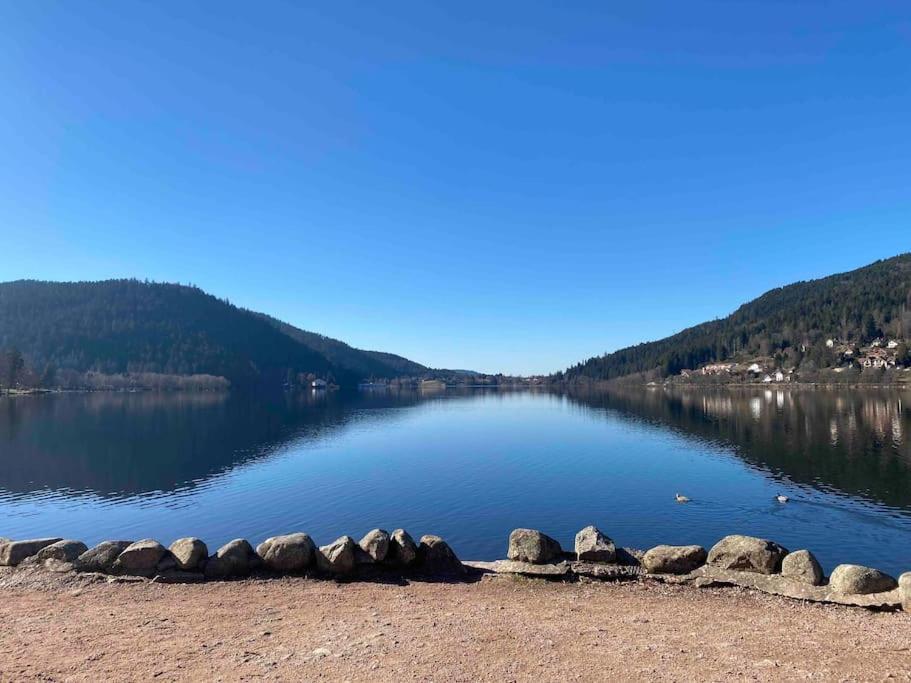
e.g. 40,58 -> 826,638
503,527 -> 909,606
0,529 -> 464,580
702,534 -> 902,597
5,528 -> 909,611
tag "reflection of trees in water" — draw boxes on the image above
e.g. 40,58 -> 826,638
6,386 -> 909,514
0,390 -> 428,499
563,386 -> 911,511
0,387 -> 538,500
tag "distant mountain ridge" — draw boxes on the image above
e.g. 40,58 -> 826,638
563,253 -> 911,382
0,279 -> 432,388
256,313 -> 428,379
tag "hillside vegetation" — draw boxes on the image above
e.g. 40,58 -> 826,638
562,254 -> 911,382
258,314 -> 427,379
0,280 -> 428,389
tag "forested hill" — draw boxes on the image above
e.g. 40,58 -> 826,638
562,253 -> 911,382
257,314 -> 427,379
0,280 -> 426,388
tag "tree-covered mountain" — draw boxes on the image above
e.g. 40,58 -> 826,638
0,279 -> 429,388
562,253 -> 911,382
257,314 -> 427,379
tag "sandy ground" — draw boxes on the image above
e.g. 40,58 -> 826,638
1,567 -> 909,682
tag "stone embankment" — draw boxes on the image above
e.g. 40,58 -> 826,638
0,530 -> 463,584
466,527 -> 910,611
1,527 -> 909,612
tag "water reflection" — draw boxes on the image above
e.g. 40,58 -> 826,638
564,386 -> 911,512
0,390 -> 426,498
1,387 -> 910,573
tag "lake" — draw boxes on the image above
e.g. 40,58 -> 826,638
1,387 -> 910,575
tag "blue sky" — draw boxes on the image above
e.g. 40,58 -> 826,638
1,2 -> 909,375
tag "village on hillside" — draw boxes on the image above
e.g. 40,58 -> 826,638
673,337 -> 910,385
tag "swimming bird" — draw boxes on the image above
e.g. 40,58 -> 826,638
675,493 -> 690,503
776,493 -> 789,503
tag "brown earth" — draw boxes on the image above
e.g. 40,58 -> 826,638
1,566 -> 909,682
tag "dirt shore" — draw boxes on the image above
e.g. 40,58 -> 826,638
1,567 -> 909,682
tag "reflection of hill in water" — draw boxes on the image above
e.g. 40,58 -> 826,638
7,387 -> 909,514
565,386 -> 911,511
0,390 -> 429,498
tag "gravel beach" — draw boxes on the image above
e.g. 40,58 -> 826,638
1,566 -> 909,681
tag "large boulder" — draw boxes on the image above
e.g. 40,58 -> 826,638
359,529 -> 390,563
418,535 -> 464,575
900,572 -> 911,612
829,564 -> 897,595
386,529 -> 418,567
507,529 -> 563,564
781,550 -> 823,586
316,536 -> 357,574
204,539 -> 257,579
641,545 -> 707,575
34,540 -> 88,564
256,533 -> 315,572
706,535 -> 788,574
574,526 -> 616,563
0,538 -> 63,566
114,539 -> 167,576
169,538 -> 208,571
74,541 -> 132,573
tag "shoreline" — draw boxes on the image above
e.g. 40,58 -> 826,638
3,529 -> 907,611
3,380 -> 911,397
2,527 -> 910,680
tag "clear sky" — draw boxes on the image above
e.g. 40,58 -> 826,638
1,2 -> 909,375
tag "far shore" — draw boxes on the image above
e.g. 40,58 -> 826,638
654,380 -> 911,390
3,379 -> 911,398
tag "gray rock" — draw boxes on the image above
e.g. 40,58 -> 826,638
74,541 -> 132,573
828,564 -> 897,595
359,529 -> 390,563
781,550 -> 823,586
169,537 -> 208,571
316,536 -> 357,574
43,558 -> 76,573
386,529 -> 418,567
157,554 -> 177,573
34,540 -> 88,564
615,547 -> 645,566
690,565 -> 902,609
115,539 -> 167,576
256,533 -> 315,572
0,538 -> 63,566
507,529 -> 563,564
571,562 -> 645,580
464,559 -> 571,577
574,526 -> 616,563
900,572 -> 911,612
418,535 -> 464,575
706,535 -> 788,574
641,545 -> 707,574
204,539 -> 257,579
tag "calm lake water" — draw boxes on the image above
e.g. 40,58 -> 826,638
1,387 -> 910,575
